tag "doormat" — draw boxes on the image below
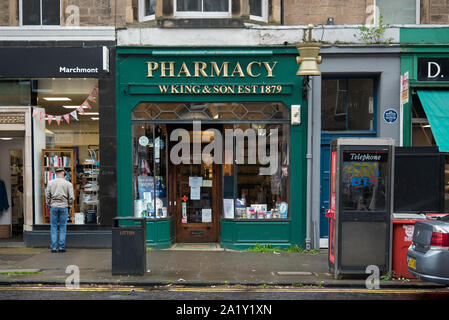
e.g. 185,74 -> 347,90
168,243 -> 223,251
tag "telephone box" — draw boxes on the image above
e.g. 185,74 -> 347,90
326,138 -> 395,278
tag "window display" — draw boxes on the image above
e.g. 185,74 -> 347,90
131,102 -> 290,222
233,123 -> 290,220
33,78 -> 100,224
133,124 -> 168,219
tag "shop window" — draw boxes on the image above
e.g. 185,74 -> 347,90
411,93 -> 436,147
0,80 -> 31,106
374,0 -> 418,25
131,102 -> 290,221
132,124 -> 169,219
20,0 -> 61,26
33,78 -> 100,225
250,0 -> 268,22
139,0 -> 157,21
174,0 -> 231,18
321,78 -> 375,131
233,123 -> 290,220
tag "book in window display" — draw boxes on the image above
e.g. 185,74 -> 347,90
135,175 -> 167,218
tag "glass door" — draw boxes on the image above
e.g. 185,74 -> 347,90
170,125 -> 221,243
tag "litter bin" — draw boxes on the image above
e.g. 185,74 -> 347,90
112,217 -> 146,275
392,213 -> 426,279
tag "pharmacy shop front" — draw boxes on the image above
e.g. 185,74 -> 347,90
116,47 -> 306,249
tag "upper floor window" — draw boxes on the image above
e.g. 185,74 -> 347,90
20,0 -> 60,26
174,0 -> 231,18
374,0 -> 419,25
321,78 -> 375,131
139,0 -> 157,21
250,0 -> 268,22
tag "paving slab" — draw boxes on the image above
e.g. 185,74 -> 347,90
0,247 -> 445,289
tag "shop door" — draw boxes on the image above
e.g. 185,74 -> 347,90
169,125 -> 221,243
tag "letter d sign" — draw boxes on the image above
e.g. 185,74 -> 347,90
427,61 -> 441,78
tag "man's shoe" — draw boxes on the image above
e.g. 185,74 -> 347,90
51,250 -> 57,253
58,249 -> 66,253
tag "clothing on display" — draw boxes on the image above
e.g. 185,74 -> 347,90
0,180 -> 9,212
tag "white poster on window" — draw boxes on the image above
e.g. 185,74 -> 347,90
190,187 -> 201,200
223,199 -> 234,219
189,177 -> 203,188
202,209 -> 212,223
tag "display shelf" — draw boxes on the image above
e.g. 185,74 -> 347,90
79,149 -> 99,224
41,149 -> 76,224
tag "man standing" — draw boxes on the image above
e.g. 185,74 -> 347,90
46,168 -> 74,253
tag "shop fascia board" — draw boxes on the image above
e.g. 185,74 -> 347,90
117,24 -> 399,46
0,26 -> 115,42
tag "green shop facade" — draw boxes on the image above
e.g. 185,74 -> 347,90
116,47 -> 307,249
400,27 -> 449,211
401,27 -> 449,152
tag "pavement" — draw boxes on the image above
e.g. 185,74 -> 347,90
0,241 -> 445,289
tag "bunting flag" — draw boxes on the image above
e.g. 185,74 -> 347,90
81,100 -> 91,109
32,84 -> 98,126
70,110 -> 78,121
87,84 -> 98,103
77,106 -> 85,115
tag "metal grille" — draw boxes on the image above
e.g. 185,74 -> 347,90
132,102 -> 289,121
0,112 -> 25,124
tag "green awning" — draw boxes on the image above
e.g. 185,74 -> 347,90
417,90 -> 449,152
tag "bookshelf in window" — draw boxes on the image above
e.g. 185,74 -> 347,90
41,149 -> 77,224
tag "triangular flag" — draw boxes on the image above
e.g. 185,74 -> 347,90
91,85 -> 98,97
63,114 -> 70,124
39,112 -> 45,121
32,109 -> 39,118
77,106 -> 85,115
47,115 -> 53,125
70,110 -> 78,121
82,100 -> 91,109
56,116 -> 61,125
87,93 -> 96,103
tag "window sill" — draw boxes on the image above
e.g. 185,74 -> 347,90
157,18 -> 245,28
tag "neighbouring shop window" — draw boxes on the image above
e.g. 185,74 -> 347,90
250,0 -> 268,22
409,93 -> 449,211
411,93 -> 436,147
21,0 -> 61,26
33,78 -> 100,225
375,0 -> 418,25
132,124 -> 168,219
139,0 -> 156,21
175,0 -> 231,17
0,80 -> 31,106
322,78 -> 375,131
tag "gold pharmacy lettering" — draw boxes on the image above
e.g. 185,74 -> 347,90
120,230 -> 136,236
157,84 -> 283,95
146,61 -> 278,78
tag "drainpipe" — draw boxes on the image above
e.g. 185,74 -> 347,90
305,76 -> 313,250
